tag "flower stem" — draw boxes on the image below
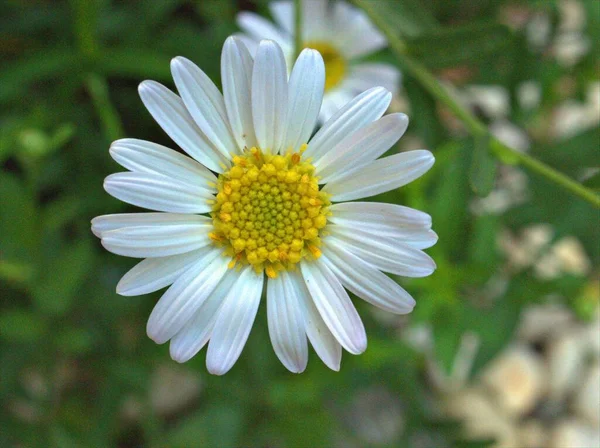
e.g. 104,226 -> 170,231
294,0 -> 303,59
353,0 -> 600,208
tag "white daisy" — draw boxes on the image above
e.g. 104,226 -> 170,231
236,0 -> 400,122
92,38 -> 436,375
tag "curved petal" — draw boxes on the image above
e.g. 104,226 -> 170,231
138,80 -> 229,173
92,212 -> 210,238
323,150 -> 435,202
169,268 -> 238,363
109,138 -> 216,187
252,40 -> 288,153
329,202 -> 432,229
315,113 -> 408,184
146,248 -> 228,344
206,266 -> 265,375
342,63 -> 401,94
104,172 -> 213,214
330,1 -> 387,59
325,231 -> 436,278
237,12 -> 292,51
321,243 -> 416,314
300,259 -> 367,355
221,36 -> 257,151
304,87 -> 391,161
116,249 -> 208,297
281,49 -> 325,152
171,57 -> 239,158
267,274 -> 308,373
269,1 -> 293,35
101,222 -> 212,258
285,270 -> 341,371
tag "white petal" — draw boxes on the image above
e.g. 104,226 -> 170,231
328,204 -> 438,249
300,0 -> 329,41
318,89 -> 355,123
221,37 -> 257,151
101,222 -> 212,258
323,150 -> 435,201
169,268 -> 238,363
233,33 -> 259,55
138,80 -> 228,173
326,230 -> 436,278
321,243 -> 416,314
269,1 -> 293,34
329,202 -> 432,229
252,40 -> 288,153
237,12 -> 292,52
109,138 -> 216,187
104,172 -> 213,213
116,249 -> 208,297
285,270 -> 341,371
304,87 -> 391,161
300,259 -> 367,355
342,63 -> 401,95
267,273 -> 308,373
171,57 -> 239,158
91,212 -> 210,238
315,113 -> 408,184
206,266 -> 265,375
146,248 -> 228,344
330,2 -> 386,59
281,49 -> 325,152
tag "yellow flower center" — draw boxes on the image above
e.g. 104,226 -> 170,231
210,145 -> 330,278
304,41 -> 346,91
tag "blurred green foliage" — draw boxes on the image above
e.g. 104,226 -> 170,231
1,0 -> 598,447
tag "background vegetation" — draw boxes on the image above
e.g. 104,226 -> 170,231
1,0 -> 598,447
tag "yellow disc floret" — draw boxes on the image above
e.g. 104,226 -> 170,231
304,41 -> 346,91
211,145 -> 330,278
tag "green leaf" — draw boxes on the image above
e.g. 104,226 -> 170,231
583,171 -> 600,190
469,134 -> 497,196
352,0 -> 438,39
0,310 -> 48,342
31,238 -> 94,316
408,22 -> 513,69
0,173 -> 37,262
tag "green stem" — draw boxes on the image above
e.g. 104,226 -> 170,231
353,0 -> 600,208
294,0 -> 303,59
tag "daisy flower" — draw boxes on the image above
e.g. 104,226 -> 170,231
236,0 -> 400,122
91,37 -> 436,375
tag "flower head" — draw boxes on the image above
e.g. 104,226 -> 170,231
237,0 -> 400,122
92,38 -> 436,375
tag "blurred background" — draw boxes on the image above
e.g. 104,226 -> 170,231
1,0 -> 598,447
